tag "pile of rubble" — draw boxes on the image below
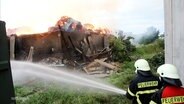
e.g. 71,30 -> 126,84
38,57 -> 120,77
83,58 -> 120,77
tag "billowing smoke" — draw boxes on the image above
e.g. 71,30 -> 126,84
138,27 -> 159,44
122,26 -> 160,45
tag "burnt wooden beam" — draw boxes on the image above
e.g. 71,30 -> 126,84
27,46 -> 34,62
58,25 -> 69,60
57,34 -> 62,51
9,35 -> 16,60
94,59 -> 117,70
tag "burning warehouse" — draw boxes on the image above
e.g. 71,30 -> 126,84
12,29 -> 111,61
8,16 -> 116,73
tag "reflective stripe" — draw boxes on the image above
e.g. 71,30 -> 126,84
149,100 -> 157,104
128,88 -> 135,96
136,89 -> 159,104
161,96 -> 184,104
137,81 -> 158,88
136,89 -> 158,95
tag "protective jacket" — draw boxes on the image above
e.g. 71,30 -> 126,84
150,85 -> 184,104
126,71 -> 162,104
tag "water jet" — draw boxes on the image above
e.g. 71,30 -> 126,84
11,60 -> 126,95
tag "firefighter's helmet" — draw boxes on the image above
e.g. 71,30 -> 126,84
134,59 -> 150,72
157,64 -> 182,86
157,64 -> 180,79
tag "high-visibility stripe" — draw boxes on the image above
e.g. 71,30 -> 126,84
137,81 -> 158,88
161,96 -> 184,104
136,89 -> 159,104
149,100 -> 157,104
128,88 -> 135,96
136,89 -> 159,95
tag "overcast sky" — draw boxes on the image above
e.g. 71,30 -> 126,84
0,0 -> 164,34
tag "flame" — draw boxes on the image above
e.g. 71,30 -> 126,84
33,25 -> 48,33
7,27 -> 34,36
55,16 -> 70,26
83,23 -> 95,30
7,26 -> 48,36
94,28 -> 111,35
7,16 -> 112,36
83,23 -> 111,35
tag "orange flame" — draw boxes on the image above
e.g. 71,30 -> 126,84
83,23 -> 111,35
8,16 -> 112,36
83,23 -> 95,30
55,16 -> 70,26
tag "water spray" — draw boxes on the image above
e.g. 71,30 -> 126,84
11,60 -> 126,95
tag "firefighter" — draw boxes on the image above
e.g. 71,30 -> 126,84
150,64 -> 184,104
126,59 -> 162,104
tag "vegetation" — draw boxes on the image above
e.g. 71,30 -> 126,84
110,35 -> 136,62
15,36 -> 164,104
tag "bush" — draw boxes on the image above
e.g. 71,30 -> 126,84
110,36 -> 136,62
147,51 -> 165,71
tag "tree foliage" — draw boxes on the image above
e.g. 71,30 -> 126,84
110,35 -> 136,62
148,51 -> 165,71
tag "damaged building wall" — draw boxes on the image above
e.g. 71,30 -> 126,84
12,30 -> 111,62
14,31 -> 62,60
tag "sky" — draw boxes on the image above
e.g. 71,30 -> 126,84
0,0 -> 164,34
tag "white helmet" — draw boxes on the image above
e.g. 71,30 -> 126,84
134,59 -> 150,72
157,64 -> 180,79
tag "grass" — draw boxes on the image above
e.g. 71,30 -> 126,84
15,86 -> 129,104
132,39 -> 164,59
